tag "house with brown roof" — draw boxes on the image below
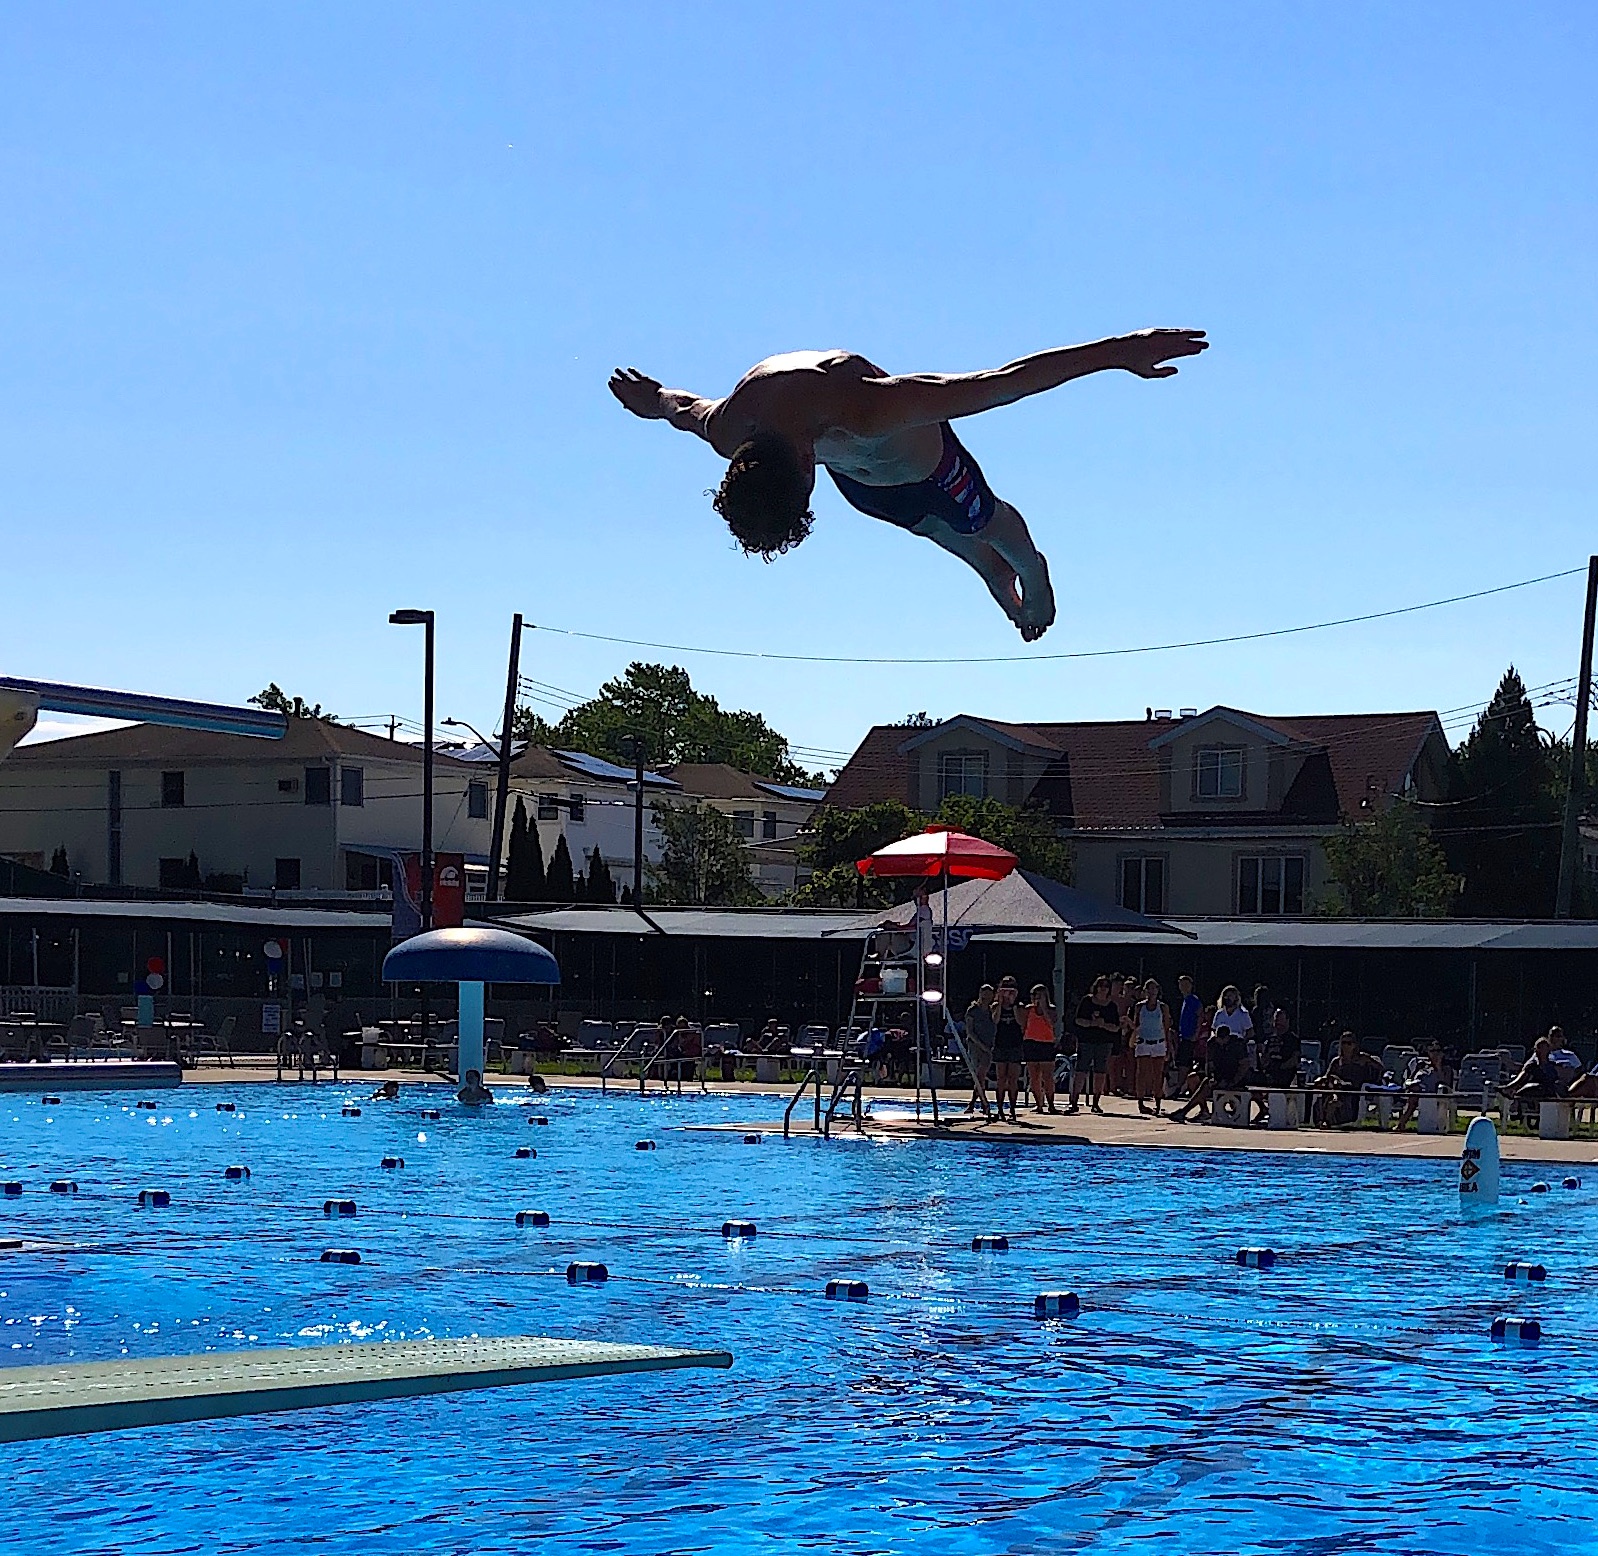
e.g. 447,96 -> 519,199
0,720 -> 494,895
826,706 -> 1451,916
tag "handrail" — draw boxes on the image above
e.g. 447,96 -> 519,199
782,1064 -> 820,1138
598,1028 -> 647,1093
822,1064 -> 865,1139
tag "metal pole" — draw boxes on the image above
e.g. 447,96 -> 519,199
487,614 -> 523,902
421,614 -> 435,933
1555,555 -> 1598,917
632,742 -> 646,908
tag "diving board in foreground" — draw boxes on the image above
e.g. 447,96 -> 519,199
0,1336 -> 733,1443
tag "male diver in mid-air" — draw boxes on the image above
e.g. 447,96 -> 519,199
609,329 -> 1207,640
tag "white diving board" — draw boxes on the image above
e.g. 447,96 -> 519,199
0,1336 -> 733,1443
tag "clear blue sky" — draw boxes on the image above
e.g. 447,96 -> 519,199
4,3 -> 1594,769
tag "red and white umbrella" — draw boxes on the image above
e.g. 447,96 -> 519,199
856,826 -> 1018,881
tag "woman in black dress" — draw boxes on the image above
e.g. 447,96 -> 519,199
991,976 -> 1027,1123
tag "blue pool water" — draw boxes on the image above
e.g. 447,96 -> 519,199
1,1084 -> 1595,1555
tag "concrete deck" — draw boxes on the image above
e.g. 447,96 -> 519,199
0,1336 -> 733,1443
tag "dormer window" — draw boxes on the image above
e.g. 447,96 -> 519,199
938,751 -> 989,801
1194,747 -> 1245,801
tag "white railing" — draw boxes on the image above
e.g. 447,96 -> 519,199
0,985 -> 77,1020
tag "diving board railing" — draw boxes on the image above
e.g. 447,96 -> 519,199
0,678 -> 289,739
0,1335 -> 733,1443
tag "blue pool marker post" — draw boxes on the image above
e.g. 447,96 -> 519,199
382,928 -> 560,1099
1460,1115 -> 1500,1206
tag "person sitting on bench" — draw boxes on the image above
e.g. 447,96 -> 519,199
1392,1040 -> 1453,1131
1169,1021 -> 1250,1124
1251,1009 -> 1303,1124
1502,1035 -> 1566,1104
1316,1032 -> 1384,1127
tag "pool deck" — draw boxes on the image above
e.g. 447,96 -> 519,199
151,1066 -> 1598,1165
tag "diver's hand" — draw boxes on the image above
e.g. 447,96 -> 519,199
1113,329 -> 1209,379
608,367 -> 666,418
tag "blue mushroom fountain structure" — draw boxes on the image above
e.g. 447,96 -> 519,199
381,928 -> 560,1095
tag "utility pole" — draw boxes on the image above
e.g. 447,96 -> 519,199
487,613 -> 523,901
1555,555 -> 1598,918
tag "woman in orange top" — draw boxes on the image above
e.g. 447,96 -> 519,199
1024,984 -> 1060,1114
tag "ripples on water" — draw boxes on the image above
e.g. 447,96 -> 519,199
0,1086 -> 1594,1554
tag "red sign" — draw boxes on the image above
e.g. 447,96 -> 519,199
392,852 -> 466,938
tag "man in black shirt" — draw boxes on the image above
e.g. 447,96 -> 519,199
1070,975 -> 1121,1115
1251,1008 -> 1303,1124
1169,1024 -> 1250,1124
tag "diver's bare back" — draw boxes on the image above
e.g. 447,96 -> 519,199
608,330 -> 1207,640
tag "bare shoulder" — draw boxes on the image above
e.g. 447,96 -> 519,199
717,350 -> 887,446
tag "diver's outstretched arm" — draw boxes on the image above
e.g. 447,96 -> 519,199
852,329 -> 1207,435
608,367 -> 718,440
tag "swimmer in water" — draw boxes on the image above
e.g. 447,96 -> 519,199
368,1079 -> 400,1101
609,330 -> 1207,641
457,1068 -> 495,1106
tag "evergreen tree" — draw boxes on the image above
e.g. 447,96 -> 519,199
585,848 -> 617,904
1439,666 -> 1563,917
504,796 -> 548,900
546,833 -> 576,902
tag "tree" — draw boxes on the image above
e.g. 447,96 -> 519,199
504,796 -> 546,901
790,794 -> 1073,906
585,848 -> 617,905
1438,667 -> 1563,917
510,661 -> 822,784
48,845 -> 69,877
249,683 -> 335,721
648,800 -> 761,905
933,794 -> 1075,883
1320,798 -> 1460,917
545,833 -> 576,902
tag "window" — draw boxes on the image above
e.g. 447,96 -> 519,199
107,771 -> 123,886
1120,856 -> 1166,915
277,777 -> 300,795
762,810 -> 778,840
734,809 -> 755,839
345,852 -> 380,891
159,857 -> 187,889
1195,747 -> 1245,800
304,767 -> 331,806
465,780 -> 489,820
161,770 -> 185,808
275,858 -> 302,890
564,791 -> 582,823
938,751 -> 988,801
341,766 -> 364,807
537,793 -> 559,821
1237,854 -> 1305,916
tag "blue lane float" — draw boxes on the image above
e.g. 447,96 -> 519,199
1492,1316 -> 1541,1344
1563,1177 -> 1582,1190
380,1157 -> 405,1170
742,1133 -> 762,1145
1530,1182 -> 1551,1194
635,1140 -> 656,1152
529,1117 -> 549,1127
224,1165 -> 251,1182
1505,1262 -> 1548,1283
49,1180 -> 77,1195
1237,1248 -> 1277,1269
137,1190 -> 171,1208
567,1262 -> 608,1284
1034,1291 -> 1081,1318
515,1210 -> 550,1228
971,1234 -> 1009,1252
137,1101 -> 157,1111
514,1147 -> 536,1160
41,1096 -> 61,1106
323,1199 -> 357,1217
321,1249 -> 361,1265
421,1109 -> 441,1122
2,1183 -> 21,1198
721,1220 -> 757,1238
825,1279 -> 869,1302
215,1102 -> 236,1114
341,1106 -> 362,1118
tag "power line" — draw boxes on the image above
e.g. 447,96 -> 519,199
523,565 -> 1585,667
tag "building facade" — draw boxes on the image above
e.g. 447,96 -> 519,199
825,706 -> 1452,917
0,720 -> 493,896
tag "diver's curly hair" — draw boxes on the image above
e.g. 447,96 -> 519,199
709,435 -> 815,559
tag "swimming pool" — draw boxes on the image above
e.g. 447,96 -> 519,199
1,1084 -> 1593,1555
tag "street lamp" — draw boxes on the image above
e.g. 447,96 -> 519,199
388,609 -> 435,932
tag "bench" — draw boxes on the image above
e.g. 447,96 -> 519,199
1535,1097 -> 1598,1140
